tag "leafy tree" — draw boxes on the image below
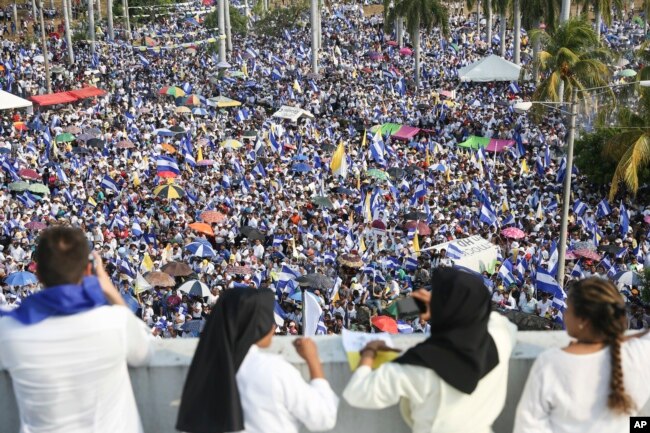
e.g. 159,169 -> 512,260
386,0 -> 449,90
574,0 -> 624,40
253,0 -> 309,37
574,128 -> 620,185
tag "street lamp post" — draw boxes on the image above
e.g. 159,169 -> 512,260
513,80 -> 650,287
555,88 -> 578,287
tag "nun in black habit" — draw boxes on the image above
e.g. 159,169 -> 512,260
176,288 -> 339,433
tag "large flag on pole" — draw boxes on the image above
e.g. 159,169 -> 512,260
330,141 -> 348,178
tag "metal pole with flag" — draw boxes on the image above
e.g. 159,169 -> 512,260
38,1 -> 52,93
556,88 -> 578,287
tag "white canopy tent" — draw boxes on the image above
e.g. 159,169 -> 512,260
458,55 -> 522,82
0,90 -> 33,113
272,105 -> 315,122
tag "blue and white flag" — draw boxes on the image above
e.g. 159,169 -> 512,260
536,268 -> 566,301
156,155 -> 180,175
100,175 -> 121,193
446,243 -> 464,260
619,202 -> 629,236
596,199 -> 612,219
479,200 -> 498,226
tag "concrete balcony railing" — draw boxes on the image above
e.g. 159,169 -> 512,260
2,332 -> 650,433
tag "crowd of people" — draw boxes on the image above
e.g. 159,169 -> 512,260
0,0 -> 649,339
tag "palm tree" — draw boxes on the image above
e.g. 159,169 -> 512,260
532,18 -> 610,104
386,0 -> 449,90
494,0 -> 508,56
600,48 -> 650,199
575,0 -> 623,40
521,0 -> 560,83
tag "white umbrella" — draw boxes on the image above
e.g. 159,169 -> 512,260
178,280 -> 210,297
33,55 -> 45,63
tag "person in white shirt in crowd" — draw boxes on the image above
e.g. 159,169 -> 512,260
537,292 -> 553,317
343,267 -> 517,433
0,227 -> 153,433
515,277 -> 650,433
503,290 -> 517,310
206,285 -> 220,307
491,287 -> 505,304
519,291 -> 538,314
176,288 -> 338,433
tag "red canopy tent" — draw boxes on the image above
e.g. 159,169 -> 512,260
391,126 -> 420,141
68,86 -> 107,99
29,92 -> 78,106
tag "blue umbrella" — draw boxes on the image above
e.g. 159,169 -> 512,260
614,271 -> 643,286
192,108 -> 208,116
185,242 -> 216,258
5,271 -> 38,286
293,154 -> 309,161
292,163 -> 312,173
289,290 -> 302,301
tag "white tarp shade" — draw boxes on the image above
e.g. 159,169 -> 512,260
272,105 -> 314,122
425,235 -> 498,273
458,55 -> 522,82
0,90 -> 33,112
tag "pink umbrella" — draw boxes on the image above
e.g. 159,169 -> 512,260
399,47 -> 413,56
19,168 -> 40,181
25,221 -> 47,231
501,227 -> 525,239
573,249 -> 602,261
386,40 -> 398,47
564,251 -> 577,260
197,159 -> 216,166
645,215 -> 650,224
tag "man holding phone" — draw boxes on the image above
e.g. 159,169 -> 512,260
0,227 -> 153,433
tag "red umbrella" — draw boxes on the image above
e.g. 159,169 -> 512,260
19,168 -> 40,180
371,219 -> 386,230
404,221 -> 431,236
386,41 -> 398,46
573,249 -> 601,261
157,171 -> 178,179
201,210 -> 227,224
501,227 -> 526,239
371,316 -> 398,334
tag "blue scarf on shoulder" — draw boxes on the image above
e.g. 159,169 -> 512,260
0,276 -> 107,325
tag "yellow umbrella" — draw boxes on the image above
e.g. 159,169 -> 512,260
153,184 -> 185,199
220,139 -> 244,149
208,96 -> 242,108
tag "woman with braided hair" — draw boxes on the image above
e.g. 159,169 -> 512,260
514,277 -> 650,433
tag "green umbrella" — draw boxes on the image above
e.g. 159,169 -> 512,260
8,181 -> 29,192
618,69 -> 637,77
28,183 -> 49,194
55,132 -> 75,143
366,168 -> 389,180
242,130 -> 257,139
311,196 -> 334,208
458,135 -> 490,150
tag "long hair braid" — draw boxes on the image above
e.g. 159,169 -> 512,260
568,277 -> 635,415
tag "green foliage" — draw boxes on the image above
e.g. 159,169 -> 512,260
574,129 -> 620,185
253,0 -> 309,37
113,0 -> 174,23
205,6 -> 248,36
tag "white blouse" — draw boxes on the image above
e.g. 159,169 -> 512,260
343,313 -> 517,433
235,345 -> 339,433
514,333 -> 650,433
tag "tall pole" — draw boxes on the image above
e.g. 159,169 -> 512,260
107,0 -> 114,40
218,0 -> 227,63
225,0 -> 232,52
38,1 -> 52,93
12,2 -> 18,29
123,0 -> 130,36
556,87 -> 578,287
310,0 -> 318,73
97,0 -> 102,22
513,0 -> 521,64
63,0 -> 74,63
32,0 -> 37,22
560,0 -> 570,23
88,0 -> 96,54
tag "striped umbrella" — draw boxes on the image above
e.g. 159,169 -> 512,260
185,241 -> 216,258
153,184 -> 185,199
158,86 -> 186,97
178,280 -> 211,297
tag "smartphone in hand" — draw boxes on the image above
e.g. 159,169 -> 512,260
396,297 -> 427,318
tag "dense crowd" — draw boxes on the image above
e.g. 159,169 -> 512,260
0,0 -> 649,337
